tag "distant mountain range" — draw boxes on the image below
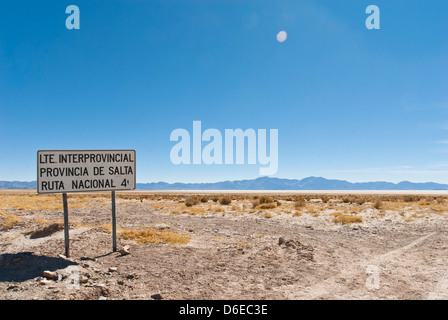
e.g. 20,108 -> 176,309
0,181 -> 37,189
2,177 -> 448,190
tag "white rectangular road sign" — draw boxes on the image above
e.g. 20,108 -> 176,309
37,150 -> 136,194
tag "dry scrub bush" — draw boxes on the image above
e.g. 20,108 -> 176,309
259,196 -> 274,204
332,212 -> 363,224
184,197 -> 197,207
294,199 -> 306,209
219,197 -> 232,205
305,205 -> 319,214
213,207 -> 223,214
263,212 -> 273,219
0,211 -> 21,230
252,196 -> 279,209
251,199 -> 260,209
418,199 -> 432,206
200,196 -> 209,203
183,206 -> 207,215
403,195 -> 420,202
342,196 -> 354,204
256,203 -> 277,210
372,200 -> 383,209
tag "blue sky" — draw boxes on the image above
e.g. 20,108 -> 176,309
1,0 -> 447,183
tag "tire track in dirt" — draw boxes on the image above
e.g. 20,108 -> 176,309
280,232 -> 437,299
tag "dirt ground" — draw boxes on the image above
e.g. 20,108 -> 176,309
1,190 -> 448,300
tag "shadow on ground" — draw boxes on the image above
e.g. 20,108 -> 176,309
0,252 -> 77,282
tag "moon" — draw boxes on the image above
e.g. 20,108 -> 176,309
276,31 -> 287,43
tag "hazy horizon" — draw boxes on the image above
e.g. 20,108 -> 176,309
2,175 -> 448,187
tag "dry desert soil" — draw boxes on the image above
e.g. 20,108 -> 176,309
1,190 -> 448,300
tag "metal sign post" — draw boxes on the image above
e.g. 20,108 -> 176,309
111,191 -> 117,252
62,193 -> 70,257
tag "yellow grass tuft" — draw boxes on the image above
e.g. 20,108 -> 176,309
305,205 -> 319,214
0,211 -> 21,230
418,199 -> 432,206
292,211 -> 302,217
372,200 -> 383,210
236,242 -> 251,248
0,193 -> 108,211
183,206 -> 208,215
99,223 -> 115,232
263,212 -> 273,219
332,212 -> 363,224
256,203 -> 277,210
294,199 -> 306,209
120,228 -> 190,245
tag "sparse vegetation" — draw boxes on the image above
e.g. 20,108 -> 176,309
252,196 -> 279,209
0,211 -> 21,230
219,197 -> 232,205
372,200 -> 383,210
259,196 -> 274,204
292,211 -> 302,217
418,199 -> 431,206
1,191 -> 446,237
184,197 -> 197,207
1,189 -> 447,300
256,203 -> 277,210
263,212 -> 273,218
183,206 -> 208,215
0,193 -> 108,211
251,199 -> 260,209
306,206 -> 319,214
120,228 -> 190,245
230,205 -> 239,211
294,199 -> 306,209
332,212 -> 363,224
